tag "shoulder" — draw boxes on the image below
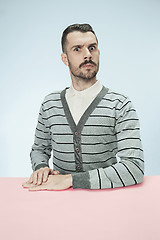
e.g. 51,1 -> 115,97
42,90 -> 62,103
102,87 -> 135,112
102,86 -> 130,104
40,90 -> 63,109
106,88 -> 129,102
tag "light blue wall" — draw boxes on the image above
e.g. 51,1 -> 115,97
0,0 -> 159,177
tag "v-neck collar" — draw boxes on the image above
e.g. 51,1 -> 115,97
60,85 -> 109,135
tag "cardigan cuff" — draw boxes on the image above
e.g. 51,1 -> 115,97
35,164 -> 49,171
71,171 -> 91,189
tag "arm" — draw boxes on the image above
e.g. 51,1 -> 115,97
71,98 -> 144,189
30,103 -> 52,171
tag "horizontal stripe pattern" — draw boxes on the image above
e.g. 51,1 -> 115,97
30,87 -> 144,189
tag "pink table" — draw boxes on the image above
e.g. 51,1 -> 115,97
0,176 -> 160,240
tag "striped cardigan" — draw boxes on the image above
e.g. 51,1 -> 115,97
30,86 -> 144,189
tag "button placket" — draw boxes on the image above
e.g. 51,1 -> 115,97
73,131 -> 82,172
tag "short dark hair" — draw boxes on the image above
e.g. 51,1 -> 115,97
61,23 -> 98,53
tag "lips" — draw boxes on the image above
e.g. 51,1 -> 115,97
82,64 -> 94,68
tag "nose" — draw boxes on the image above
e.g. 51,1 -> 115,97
83,48 -> 92,60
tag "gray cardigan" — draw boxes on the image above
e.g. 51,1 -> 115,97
30,86 -> 144,189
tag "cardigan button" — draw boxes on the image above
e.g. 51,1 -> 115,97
75,131 -> 78,136
75,147 -> 79,152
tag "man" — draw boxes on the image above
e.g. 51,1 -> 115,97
22,23 -> 144,191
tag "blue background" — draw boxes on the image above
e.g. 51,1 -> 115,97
0,0 -> 159,177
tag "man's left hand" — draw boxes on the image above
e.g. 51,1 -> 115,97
22,174 -> 73,191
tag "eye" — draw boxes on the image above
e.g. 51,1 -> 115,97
74,47 -> 80,51
89,46 -> 95,51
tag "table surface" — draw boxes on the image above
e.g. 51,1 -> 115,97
0,176 -> 160,240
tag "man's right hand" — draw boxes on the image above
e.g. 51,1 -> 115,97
27,167 -> 60,186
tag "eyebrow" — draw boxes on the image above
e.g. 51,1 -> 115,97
71,42 -> 97,50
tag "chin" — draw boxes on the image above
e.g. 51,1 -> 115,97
83,72 -> 97,80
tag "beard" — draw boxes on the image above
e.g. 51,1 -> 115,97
67,58 -> 99,81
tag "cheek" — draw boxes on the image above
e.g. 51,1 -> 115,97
94,52 -> 100,61
71,56 -> 82,66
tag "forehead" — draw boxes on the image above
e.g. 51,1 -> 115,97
66,31 -> 97,47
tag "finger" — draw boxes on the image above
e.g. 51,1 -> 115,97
33,172 -> 38,185
42,167 -> 50,182
37,171 -> 43,185
22,182 -> 34,188
27,179 -> 32,184
26,174 -> 33,183
50,170 -> 60,175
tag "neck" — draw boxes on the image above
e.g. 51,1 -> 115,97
71,75 -> 98,91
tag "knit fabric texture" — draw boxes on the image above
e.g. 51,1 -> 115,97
30,86 -> 144,189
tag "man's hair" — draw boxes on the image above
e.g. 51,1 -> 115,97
61,23 -> 98,53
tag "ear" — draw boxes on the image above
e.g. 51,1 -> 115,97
61,53 -> 69,66
98,49 -> 100,56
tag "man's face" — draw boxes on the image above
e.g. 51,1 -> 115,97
62,31 -> 100,81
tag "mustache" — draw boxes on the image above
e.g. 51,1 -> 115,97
79,59 -> 97,68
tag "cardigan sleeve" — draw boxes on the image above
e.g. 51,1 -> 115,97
71,97 -> 144,189
30,103 -> 52,171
